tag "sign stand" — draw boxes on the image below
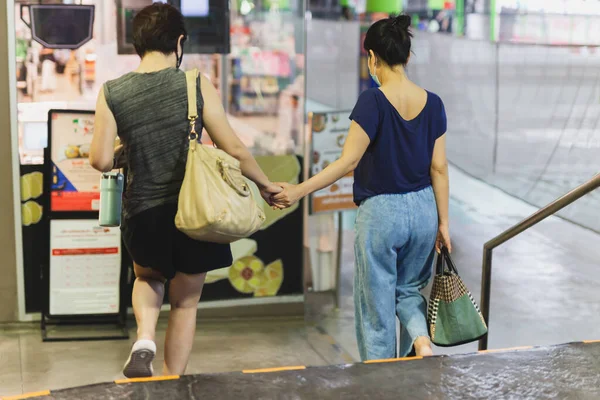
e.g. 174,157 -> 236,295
41,109 -> 129,342
334,211 -> 343,310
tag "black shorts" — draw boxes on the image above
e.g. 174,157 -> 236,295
121,203 -> 233,280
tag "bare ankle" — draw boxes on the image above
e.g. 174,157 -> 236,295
137,333 -> 155,342
414,336 -> 430,346
414,336 -> 433,357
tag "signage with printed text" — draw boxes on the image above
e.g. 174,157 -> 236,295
49,111 -> 101,212
309,111 -> 357,214
49,220 -> 121,316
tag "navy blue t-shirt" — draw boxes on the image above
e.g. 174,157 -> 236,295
350,88 -> 447,205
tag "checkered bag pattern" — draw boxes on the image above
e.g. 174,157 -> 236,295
428,298 -> 440,340
427,248 -> 487,345
427,273 -> 479,339
430,273 -> 468,303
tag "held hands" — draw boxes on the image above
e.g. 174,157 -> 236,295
270,182 -> 302,209
260,183 -> 283,207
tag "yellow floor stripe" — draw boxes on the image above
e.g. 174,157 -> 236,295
243,366 -> 306,374
115,375 -> 180,384
364,356 -> 423,364
2,390 -> 51,400
583,340 -> 600,344
478,346 -> 533,354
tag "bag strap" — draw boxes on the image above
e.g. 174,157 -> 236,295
185,69 -> 199,139
436,247 -> 458,276
435,250 -> 445,276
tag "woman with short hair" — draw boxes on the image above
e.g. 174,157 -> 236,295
90,3 -> 281,377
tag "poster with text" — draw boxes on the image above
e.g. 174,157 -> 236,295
309,111 -> 357,214
49,220 -> 121,316
50,111 -> 101,212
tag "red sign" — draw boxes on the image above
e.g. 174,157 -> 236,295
51,191 -> 100,212
52,247 -> 119,256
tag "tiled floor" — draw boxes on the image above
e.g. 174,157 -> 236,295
0,318 -> 342,397
3,165 -> 600,397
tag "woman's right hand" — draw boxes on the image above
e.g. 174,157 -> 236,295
436,224 -> 451,253
260,183 -> 282,207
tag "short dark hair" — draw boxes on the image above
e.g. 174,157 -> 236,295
132,3 -> 187,57
363,14 -> 412,67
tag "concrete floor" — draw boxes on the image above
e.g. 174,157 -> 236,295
3,165 -> 600,397
0,317 -> 349,397
24,343 -> 600,400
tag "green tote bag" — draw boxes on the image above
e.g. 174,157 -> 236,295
427,247 -> 488,347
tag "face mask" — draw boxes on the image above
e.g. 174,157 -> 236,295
370,70 -> 381,87
369,57 -> 381,86
176,47 -> 184,69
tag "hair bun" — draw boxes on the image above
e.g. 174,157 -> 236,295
392,14 -> 411,30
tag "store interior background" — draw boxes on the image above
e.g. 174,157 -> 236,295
3,0 -> 600,396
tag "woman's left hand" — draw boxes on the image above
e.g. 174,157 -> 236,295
271,182 -> 303,209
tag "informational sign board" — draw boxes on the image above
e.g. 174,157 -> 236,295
40,111 -> 127,340
49,220 -> 121,316
49,110 -> 101,212
308,111 -> 357,214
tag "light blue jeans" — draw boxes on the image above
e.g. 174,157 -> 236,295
354,187 -> 438,360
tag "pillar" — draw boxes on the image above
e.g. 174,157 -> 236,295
490,0 -> 497,41
428,0 -> 445,10
456,0 -> 465,35
0,1 -> 20,321
366,0 -> 402,14
262,0 -> 290,10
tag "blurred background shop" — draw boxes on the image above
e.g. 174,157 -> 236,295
2,0 -> 600,397
13,0 -> 308,321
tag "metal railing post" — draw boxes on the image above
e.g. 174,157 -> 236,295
477,173 -> 600,352
479,247 -> 493,351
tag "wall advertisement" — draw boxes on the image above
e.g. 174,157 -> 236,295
309,111 -> 357,214
49,111 -> 101,212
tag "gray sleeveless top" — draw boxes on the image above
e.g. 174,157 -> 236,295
103,68 -> 203,219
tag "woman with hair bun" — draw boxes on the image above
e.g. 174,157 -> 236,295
271,15 -> 450,360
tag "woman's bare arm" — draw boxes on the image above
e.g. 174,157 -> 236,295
271,121 -> 370,208
295,121 -> 369,197
430,134 -> 451,251
90,87 -> 118,172
200,74 -> 275,191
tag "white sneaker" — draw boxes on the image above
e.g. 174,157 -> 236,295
123,339 -> 156,378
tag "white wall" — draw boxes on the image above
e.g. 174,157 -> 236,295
306,19 -> 360,110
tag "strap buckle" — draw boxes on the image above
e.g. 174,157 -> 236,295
189,116 -> 198,140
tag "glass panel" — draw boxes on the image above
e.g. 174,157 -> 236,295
13,0 -> 310,326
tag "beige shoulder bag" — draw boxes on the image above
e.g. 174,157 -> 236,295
175,69 -> 266,244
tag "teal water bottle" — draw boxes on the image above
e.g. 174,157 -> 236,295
99,172 -> 124,227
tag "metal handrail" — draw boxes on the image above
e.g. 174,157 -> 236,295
478,173 -> 600,351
